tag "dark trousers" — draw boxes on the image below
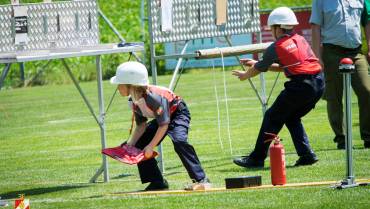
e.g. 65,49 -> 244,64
250,72 -> 325,161
134,101 -> 206,183
322,45 -> 370,143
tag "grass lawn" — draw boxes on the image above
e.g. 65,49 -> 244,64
0,68 -> 369,208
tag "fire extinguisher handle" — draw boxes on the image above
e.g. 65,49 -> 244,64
263,132 -> 282,143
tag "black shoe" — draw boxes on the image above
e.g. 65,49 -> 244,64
337,142 -> 345,150
294,154 -> 318,166
145,179 -> 169,191
233,156 -> 264,168
364,141 -> 370,149
333,135 -> 345,143
333,136 -> 345,150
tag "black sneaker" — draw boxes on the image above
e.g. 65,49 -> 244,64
144,179 -> 169,191
294,154 -> 318,166
233,156 -> 264,168
337,142 -> 345,150
333,135 -> 345,143
364,141 -> 370,149
334,136 -> 345,150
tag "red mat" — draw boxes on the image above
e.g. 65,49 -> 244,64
102,144 -> 158,165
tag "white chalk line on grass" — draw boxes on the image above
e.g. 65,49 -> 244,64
47,116 -> 92,124
1,98 -> 84,108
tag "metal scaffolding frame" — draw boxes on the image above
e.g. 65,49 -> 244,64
145,0 -> 279,172
0,0 -> 144,183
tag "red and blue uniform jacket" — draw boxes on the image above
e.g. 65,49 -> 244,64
129,85 -> 181,126
254,32 -> 321,77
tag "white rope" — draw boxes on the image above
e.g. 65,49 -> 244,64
217,48 -> 233,155
211,60 -> 224,151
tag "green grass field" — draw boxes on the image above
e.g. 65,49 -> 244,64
1,69 -> 369,208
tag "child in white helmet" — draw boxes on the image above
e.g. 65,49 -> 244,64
232,7 -> 324,168
110,61 -> 211,191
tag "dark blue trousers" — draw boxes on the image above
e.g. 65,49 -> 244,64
250,72 -> 325,161
134,101 -> 206,183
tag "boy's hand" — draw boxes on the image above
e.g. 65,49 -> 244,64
240,58 -> 257,66
143,145 -> 154,158
232,70 -> 249,81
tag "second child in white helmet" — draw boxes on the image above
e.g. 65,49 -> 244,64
232,7 -> 324,168
110,61 -> 211,191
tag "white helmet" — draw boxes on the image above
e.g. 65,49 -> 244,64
267,7 -> 298,29
110,61 -> 149,86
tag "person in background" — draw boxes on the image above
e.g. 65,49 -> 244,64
310,0 -> 370,149
364,0 -> 370,64
110,61 -> 211,191
232,7 -> 324,168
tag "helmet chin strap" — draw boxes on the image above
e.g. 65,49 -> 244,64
272,27 -> 279,40
272,26 -> 287,40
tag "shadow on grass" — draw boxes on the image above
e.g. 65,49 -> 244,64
111,173 -> 135,180
164,156 -> 233,171
162,147 -> 362,174
107,189 -> 146,196
204,161 -> 238,169
352,146 -> 368,150
284,147 -> 343,156
164,171 -> 184,176
218,164 -> 319,173
85,195 -> 104,199
217,166 -> 271,172
299,146 -> 367,153
0,184 -> 89,199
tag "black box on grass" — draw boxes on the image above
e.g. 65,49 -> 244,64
225,176 -> 262,189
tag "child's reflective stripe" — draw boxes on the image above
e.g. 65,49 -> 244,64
275,34 -> 321,76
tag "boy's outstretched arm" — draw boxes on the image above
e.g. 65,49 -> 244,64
241,58 -> 283,73
232,66 -> 261,81
268,63 -> 283,72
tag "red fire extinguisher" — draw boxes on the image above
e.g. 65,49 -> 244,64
265,132 -> 286,186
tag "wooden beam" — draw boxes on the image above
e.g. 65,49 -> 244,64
196,42 -> 272,59
106,179 -> 370,196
